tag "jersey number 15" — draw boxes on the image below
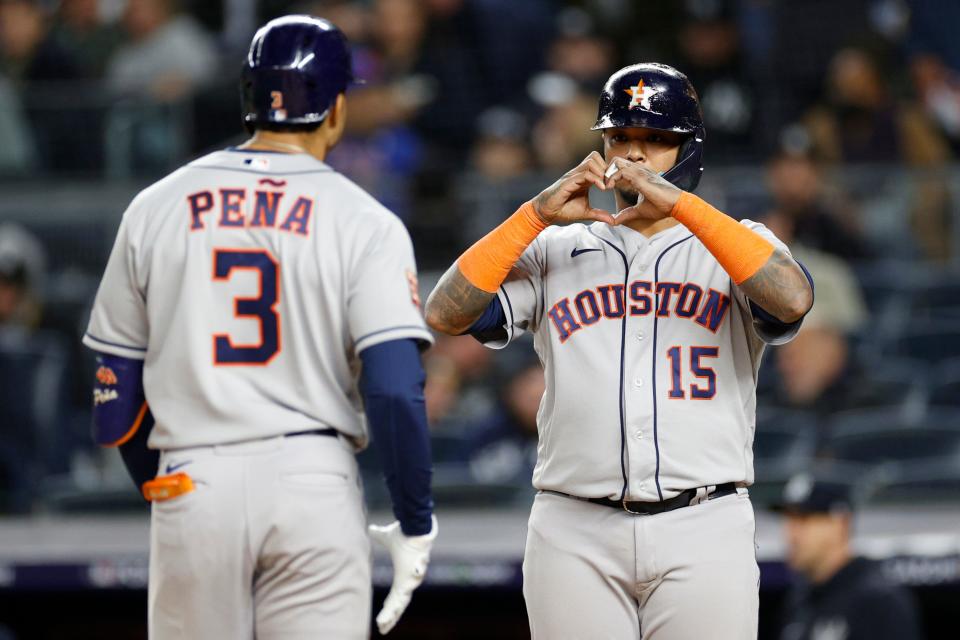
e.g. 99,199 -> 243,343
666,346 -> 718,400
212,248 -> 281,365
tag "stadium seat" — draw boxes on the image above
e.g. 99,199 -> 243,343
823,407 -> 960,470
865,460 -> 960,505
751,409 -> 818,506
886,321 -> 960,364
838,357 -> 927,413
906,271 -> 960,321
754,409 -> 818,463
430,472 -> 528,509
851,260 -> 918,317
848,261 -> 922,365
430,430 -> 472,464
928,358 -> 960,407
14,218 -> 113,275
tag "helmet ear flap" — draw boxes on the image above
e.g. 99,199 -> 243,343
661,126 -> 704,192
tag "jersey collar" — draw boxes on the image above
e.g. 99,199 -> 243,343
589,218 -> 688,251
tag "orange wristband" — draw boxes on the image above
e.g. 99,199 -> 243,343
670,192 -> 774,285
457,201 -> 548,293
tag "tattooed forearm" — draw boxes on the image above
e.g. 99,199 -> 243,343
424,264 -> 497,335
739,249 -> 813,323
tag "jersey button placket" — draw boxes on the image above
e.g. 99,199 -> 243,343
624,250 -> 655,502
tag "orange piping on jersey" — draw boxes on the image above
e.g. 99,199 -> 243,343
669,192 -> 774,285
457,201 -> 547,293
105,401 -> 149,447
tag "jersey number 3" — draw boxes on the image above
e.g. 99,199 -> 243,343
212,249 -> 280,365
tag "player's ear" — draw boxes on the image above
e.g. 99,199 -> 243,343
328,93 -> 347,132
323,93 -> 348,150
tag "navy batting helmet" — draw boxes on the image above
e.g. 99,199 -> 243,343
241,15 -> 359,131
592,63 -> 705,192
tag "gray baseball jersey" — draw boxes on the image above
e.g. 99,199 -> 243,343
83,149 -> 432,450
487,219 -> 796,502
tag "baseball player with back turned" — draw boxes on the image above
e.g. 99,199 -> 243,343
426,63 -> 815,639
83,16 -> 436,639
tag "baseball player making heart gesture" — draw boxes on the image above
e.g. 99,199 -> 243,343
84,16 -> 436,639
426,63 -> 814,639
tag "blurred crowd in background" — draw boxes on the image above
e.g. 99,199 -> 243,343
2,0 -> 960,515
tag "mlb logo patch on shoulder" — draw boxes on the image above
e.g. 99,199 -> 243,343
244,157 -> 271,170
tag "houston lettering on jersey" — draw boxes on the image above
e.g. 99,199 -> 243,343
187,181 -> 312,236
548,281 -> 730,343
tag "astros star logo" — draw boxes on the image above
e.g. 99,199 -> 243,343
624,80 -> 658,111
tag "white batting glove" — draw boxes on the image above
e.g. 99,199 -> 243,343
368,515 -> 438,635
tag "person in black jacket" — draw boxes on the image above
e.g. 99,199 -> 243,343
776,472 -> 923,640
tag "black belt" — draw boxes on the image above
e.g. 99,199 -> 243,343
569,482 -> 737,515
285,428 -> 339,438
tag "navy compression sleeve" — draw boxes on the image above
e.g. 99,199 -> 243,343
465,296 -> 507,342
359,338 -> 434,536
119,413 -> 159,493
91,352 -> 159,492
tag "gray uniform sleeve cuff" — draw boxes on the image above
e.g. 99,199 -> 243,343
82,333 -> 148,360
355,325 -> 434,354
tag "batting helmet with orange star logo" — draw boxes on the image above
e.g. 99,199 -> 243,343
592,63 -> 705,191
241,15 -> 362,133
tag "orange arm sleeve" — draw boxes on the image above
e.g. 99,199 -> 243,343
670,192 -> 775,285
457,201 -> 547,293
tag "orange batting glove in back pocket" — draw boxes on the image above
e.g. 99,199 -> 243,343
143,472 -> 195,502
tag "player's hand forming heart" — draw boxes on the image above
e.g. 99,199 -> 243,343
532,151 -> 617,226
604,158 -> 683,226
